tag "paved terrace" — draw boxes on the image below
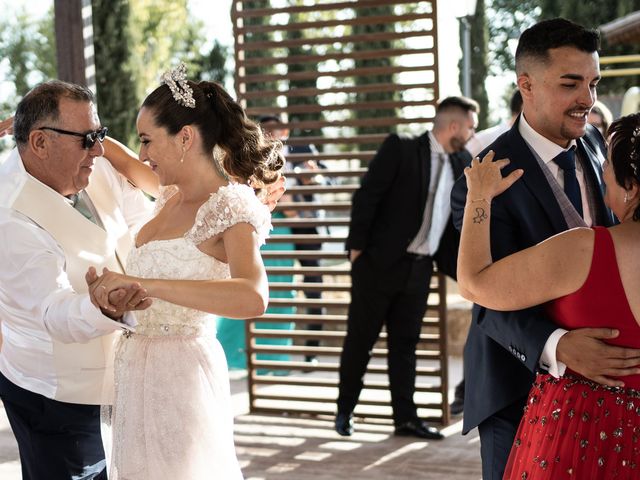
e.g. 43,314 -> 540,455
0,357 -> 480,479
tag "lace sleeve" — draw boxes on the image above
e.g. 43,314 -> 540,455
153,185 -> 179,215
185,183 -> 272,246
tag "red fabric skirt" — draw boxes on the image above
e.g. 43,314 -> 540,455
504,374 -> 640,479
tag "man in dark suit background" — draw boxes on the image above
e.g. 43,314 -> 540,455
336,96 -> 478,438
451,18 -> 640,479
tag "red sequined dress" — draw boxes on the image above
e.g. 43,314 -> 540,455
504,227 -> 640,479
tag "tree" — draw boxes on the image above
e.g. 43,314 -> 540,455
92,0 -> 230,146
540,0 -> 640,94
242,0 -> 279,111
189,40 -> 229,85
464,0 -> 489,130
0,7 -> 56,113
92,0 -> 139,147
351,4 -> 398,150
487,0 -> 541,74
488,0 -> 640,95
285,10 -> 323,139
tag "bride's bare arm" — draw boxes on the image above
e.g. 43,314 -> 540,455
91,222 -> 268,318
457,152 -> 594,311
103,137 -> 161,198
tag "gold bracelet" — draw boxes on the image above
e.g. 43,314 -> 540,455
465,198 -> 490,207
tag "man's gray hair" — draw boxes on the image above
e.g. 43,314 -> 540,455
14,80 -> 95,147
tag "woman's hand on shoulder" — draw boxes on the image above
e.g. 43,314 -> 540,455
465,150 -> 524,202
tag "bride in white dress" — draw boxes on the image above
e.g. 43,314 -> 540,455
87,65 -> 284,479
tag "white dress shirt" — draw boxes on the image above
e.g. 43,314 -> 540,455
519,115 -> 595,378
466,121 -> 511,158
0,150 -> 152,400
407,132 -> 454,256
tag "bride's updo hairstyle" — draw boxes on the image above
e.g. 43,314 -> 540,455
606,112 -> 640,221
142,77 -> 284,187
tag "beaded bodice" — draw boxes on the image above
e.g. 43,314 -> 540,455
127,183 -> 271,337
127,238 -> 227,335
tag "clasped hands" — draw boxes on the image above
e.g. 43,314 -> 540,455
85,267 -> 152,320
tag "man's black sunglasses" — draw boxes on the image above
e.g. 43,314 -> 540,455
39,126 -> 108,149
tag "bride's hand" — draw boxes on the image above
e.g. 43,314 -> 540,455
465,150 -> 524,202
263,175 -> 286,212
86,267 -> 151,316
0,117 -> 14,138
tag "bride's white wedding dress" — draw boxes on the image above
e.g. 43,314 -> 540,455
104,184 -> 271,480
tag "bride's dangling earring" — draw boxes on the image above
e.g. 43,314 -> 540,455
179,145 -> 186,164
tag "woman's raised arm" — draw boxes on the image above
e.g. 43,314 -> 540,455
457,151 -> 594,311
103,137 -> 160,198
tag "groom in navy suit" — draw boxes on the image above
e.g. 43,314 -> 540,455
451,18 -> 640,479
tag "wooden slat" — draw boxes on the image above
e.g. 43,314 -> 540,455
241,82 -> 434,100
250,345 -> 442,360
236,29 -> 435,51
233,0 -> 429,18
283,134 -> 387,146
250,375 -> 441,393
250,360 -> 441,376
241,64 -> 435,84
236,0 -> 446,426
265,234 -> 348,243
247,99 -> 435,116
237,12 -> 434,35
266,266 -> 352,275
242,47 -> 435,67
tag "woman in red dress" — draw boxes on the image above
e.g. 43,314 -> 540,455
457,113 -> 640,479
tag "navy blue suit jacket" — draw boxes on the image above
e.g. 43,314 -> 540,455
450,117 -> 613,433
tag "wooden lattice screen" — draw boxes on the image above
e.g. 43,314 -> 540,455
231,0 -> 451,425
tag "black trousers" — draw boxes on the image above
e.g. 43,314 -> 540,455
337,253 -> 433,425
478,397 -> 527,480
0,371 -> 106,480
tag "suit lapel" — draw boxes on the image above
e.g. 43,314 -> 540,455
577,135 -> 614,227
507,123 -> 569,233
418,132 -> 431,208
449,150 -> 469,179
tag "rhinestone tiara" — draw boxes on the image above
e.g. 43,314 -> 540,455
161,63 -> 195,109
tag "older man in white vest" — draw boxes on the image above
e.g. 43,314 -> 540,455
0,81 -> 152,480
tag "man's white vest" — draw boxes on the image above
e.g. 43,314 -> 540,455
11,159 -> 133,405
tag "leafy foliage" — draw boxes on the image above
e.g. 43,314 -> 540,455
92,0 -> 230,146
92,0 -> 139,146
465,0 -> 490,130
0,7 -> 56,116
487,0 -> 640,94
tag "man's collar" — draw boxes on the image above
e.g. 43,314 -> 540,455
428,131 -> 446,156
519,114 -> 577,164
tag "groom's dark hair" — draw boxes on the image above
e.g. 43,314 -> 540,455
515,18 -> 600,74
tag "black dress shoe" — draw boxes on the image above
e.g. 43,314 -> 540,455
335,412 -> 354,436
450,396 -> 464,416
394,420 -> 444,440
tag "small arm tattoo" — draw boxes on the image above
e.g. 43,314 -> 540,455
473,207 -> 487,224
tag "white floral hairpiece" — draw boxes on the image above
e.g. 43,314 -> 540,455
161,63 -> 195,108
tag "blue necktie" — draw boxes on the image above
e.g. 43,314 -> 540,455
552,148 -> 583,218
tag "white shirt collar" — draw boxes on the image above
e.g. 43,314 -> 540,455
519,114 -> 577,165
428,131 -> 446,156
